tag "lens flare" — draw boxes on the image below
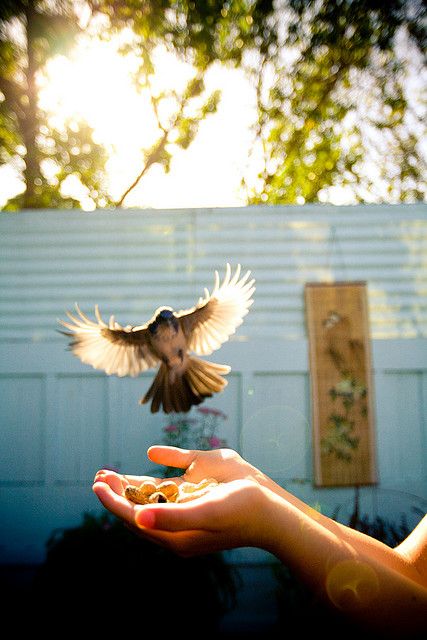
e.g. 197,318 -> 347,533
326,560 -> 379,612
241,404 -> 309,477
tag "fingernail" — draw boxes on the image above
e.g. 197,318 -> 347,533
136,510 -> 156,529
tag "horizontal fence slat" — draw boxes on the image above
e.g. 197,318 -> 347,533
1,204 -> 426,341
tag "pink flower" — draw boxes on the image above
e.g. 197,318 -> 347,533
163,424 -> 178,433
197,406 -> 210,415
197,406 -> 227,419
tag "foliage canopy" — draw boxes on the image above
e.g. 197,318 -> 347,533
0,0 -> 425,209
245,0 -> 426,204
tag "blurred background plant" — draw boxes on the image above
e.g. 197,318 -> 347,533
161,406 -> 228,477
26,511 -> 239,635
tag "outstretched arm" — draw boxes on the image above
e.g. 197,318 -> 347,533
93,446 -> 427,636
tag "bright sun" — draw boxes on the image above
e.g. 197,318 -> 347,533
40,41 -> 157,147
35,33 -> 258,210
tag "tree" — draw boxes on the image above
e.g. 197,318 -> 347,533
114,70 -> 221,207
0,0 -> 113,209
90,0 -> 276,205
2,1 -> 424,210
0,0 -> 276,210
243,0 -> 427,204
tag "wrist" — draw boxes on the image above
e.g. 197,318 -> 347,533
246,484 -> 290,554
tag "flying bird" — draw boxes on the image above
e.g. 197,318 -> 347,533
58,264 -> 255,414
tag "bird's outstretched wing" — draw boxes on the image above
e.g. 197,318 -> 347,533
176,263 -> 255,356
58,305 -> 159,377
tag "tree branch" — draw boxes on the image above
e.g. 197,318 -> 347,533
115,127 -> 170,207
115,82 -> 188,208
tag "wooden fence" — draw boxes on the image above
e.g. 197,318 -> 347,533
1,204 -> 426,566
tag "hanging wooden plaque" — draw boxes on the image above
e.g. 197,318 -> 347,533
305,282 -> 377,487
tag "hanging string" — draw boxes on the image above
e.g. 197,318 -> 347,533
328,223 -> 350,282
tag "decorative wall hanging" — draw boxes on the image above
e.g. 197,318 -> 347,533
305,282 -> 377,487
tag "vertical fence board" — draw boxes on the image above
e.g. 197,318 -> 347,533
376,371 -> 425,485
0,375 -> 45,483
242,372 -> 310,479
55,375 -> 108,483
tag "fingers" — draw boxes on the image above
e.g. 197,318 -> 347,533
134,490 -> 221,532
94,470 -> 128,495
92,478 -> 221,553
92,478 -> 213,547
92,480 -> 135,522
93,469 -> 160,491
147,445 -> 196,470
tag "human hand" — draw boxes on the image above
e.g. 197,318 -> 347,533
92,447 -> 275,556
146,445 -> 269,486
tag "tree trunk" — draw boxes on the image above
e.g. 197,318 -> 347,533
22,2 -> 42,208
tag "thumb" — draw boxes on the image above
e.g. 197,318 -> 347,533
147,445 -> 196,470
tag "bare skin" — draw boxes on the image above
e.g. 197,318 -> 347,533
93,446 -> 427,637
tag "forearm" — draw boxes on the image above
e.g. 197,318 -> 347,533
250,466 -> 423,576
259,488 -> 427,635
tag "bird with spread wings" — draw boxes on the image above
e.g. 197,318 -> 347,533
58,264 -> 255,414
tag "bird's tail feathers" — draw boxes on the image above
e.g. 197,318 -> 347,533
140,357 -> 230,414
186,357 -> 230,396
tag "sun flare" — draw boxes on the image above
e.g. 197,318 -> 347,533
35,34 -> 257,209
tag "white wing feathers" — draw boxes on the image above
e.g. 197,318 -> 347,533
177,263 -> 255,356
59,264 -> 255,378
58,304 -> 158,377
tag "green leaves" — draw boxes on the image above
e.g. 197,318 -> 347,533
1,0 -> 425,209
245,0 -> 426,205
0,1 -> 108,209
95,0 -> 276,68
116,75 -> 220,204
175,85 -> 220,149
29,11 -> 80,63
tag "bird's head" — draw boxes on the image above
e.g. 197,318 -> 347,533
158,309 -> 174,321
148,307 -> 178,334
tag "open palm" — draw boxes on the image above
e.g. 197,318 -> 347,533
92,446 -> 269,555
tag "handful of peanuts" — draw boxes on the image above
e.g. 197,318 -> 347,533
125,477 -> 218,505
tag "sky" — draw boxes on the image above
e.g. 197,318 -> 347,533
0,30 -> 264,210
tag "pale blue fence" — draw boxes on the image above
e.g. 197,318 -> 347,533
1,204 -> 427,570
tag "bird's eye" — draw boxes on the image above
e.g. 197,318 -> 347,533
159,309 -> 173,319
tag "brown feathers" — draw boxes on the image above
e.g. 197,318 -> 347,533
59,264 -> 255,413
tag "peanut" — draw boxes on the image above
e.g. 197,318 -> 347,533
125,477 -> 218,505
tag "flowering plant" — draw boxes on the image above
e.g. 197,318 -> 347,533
161,406 -> 228,477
